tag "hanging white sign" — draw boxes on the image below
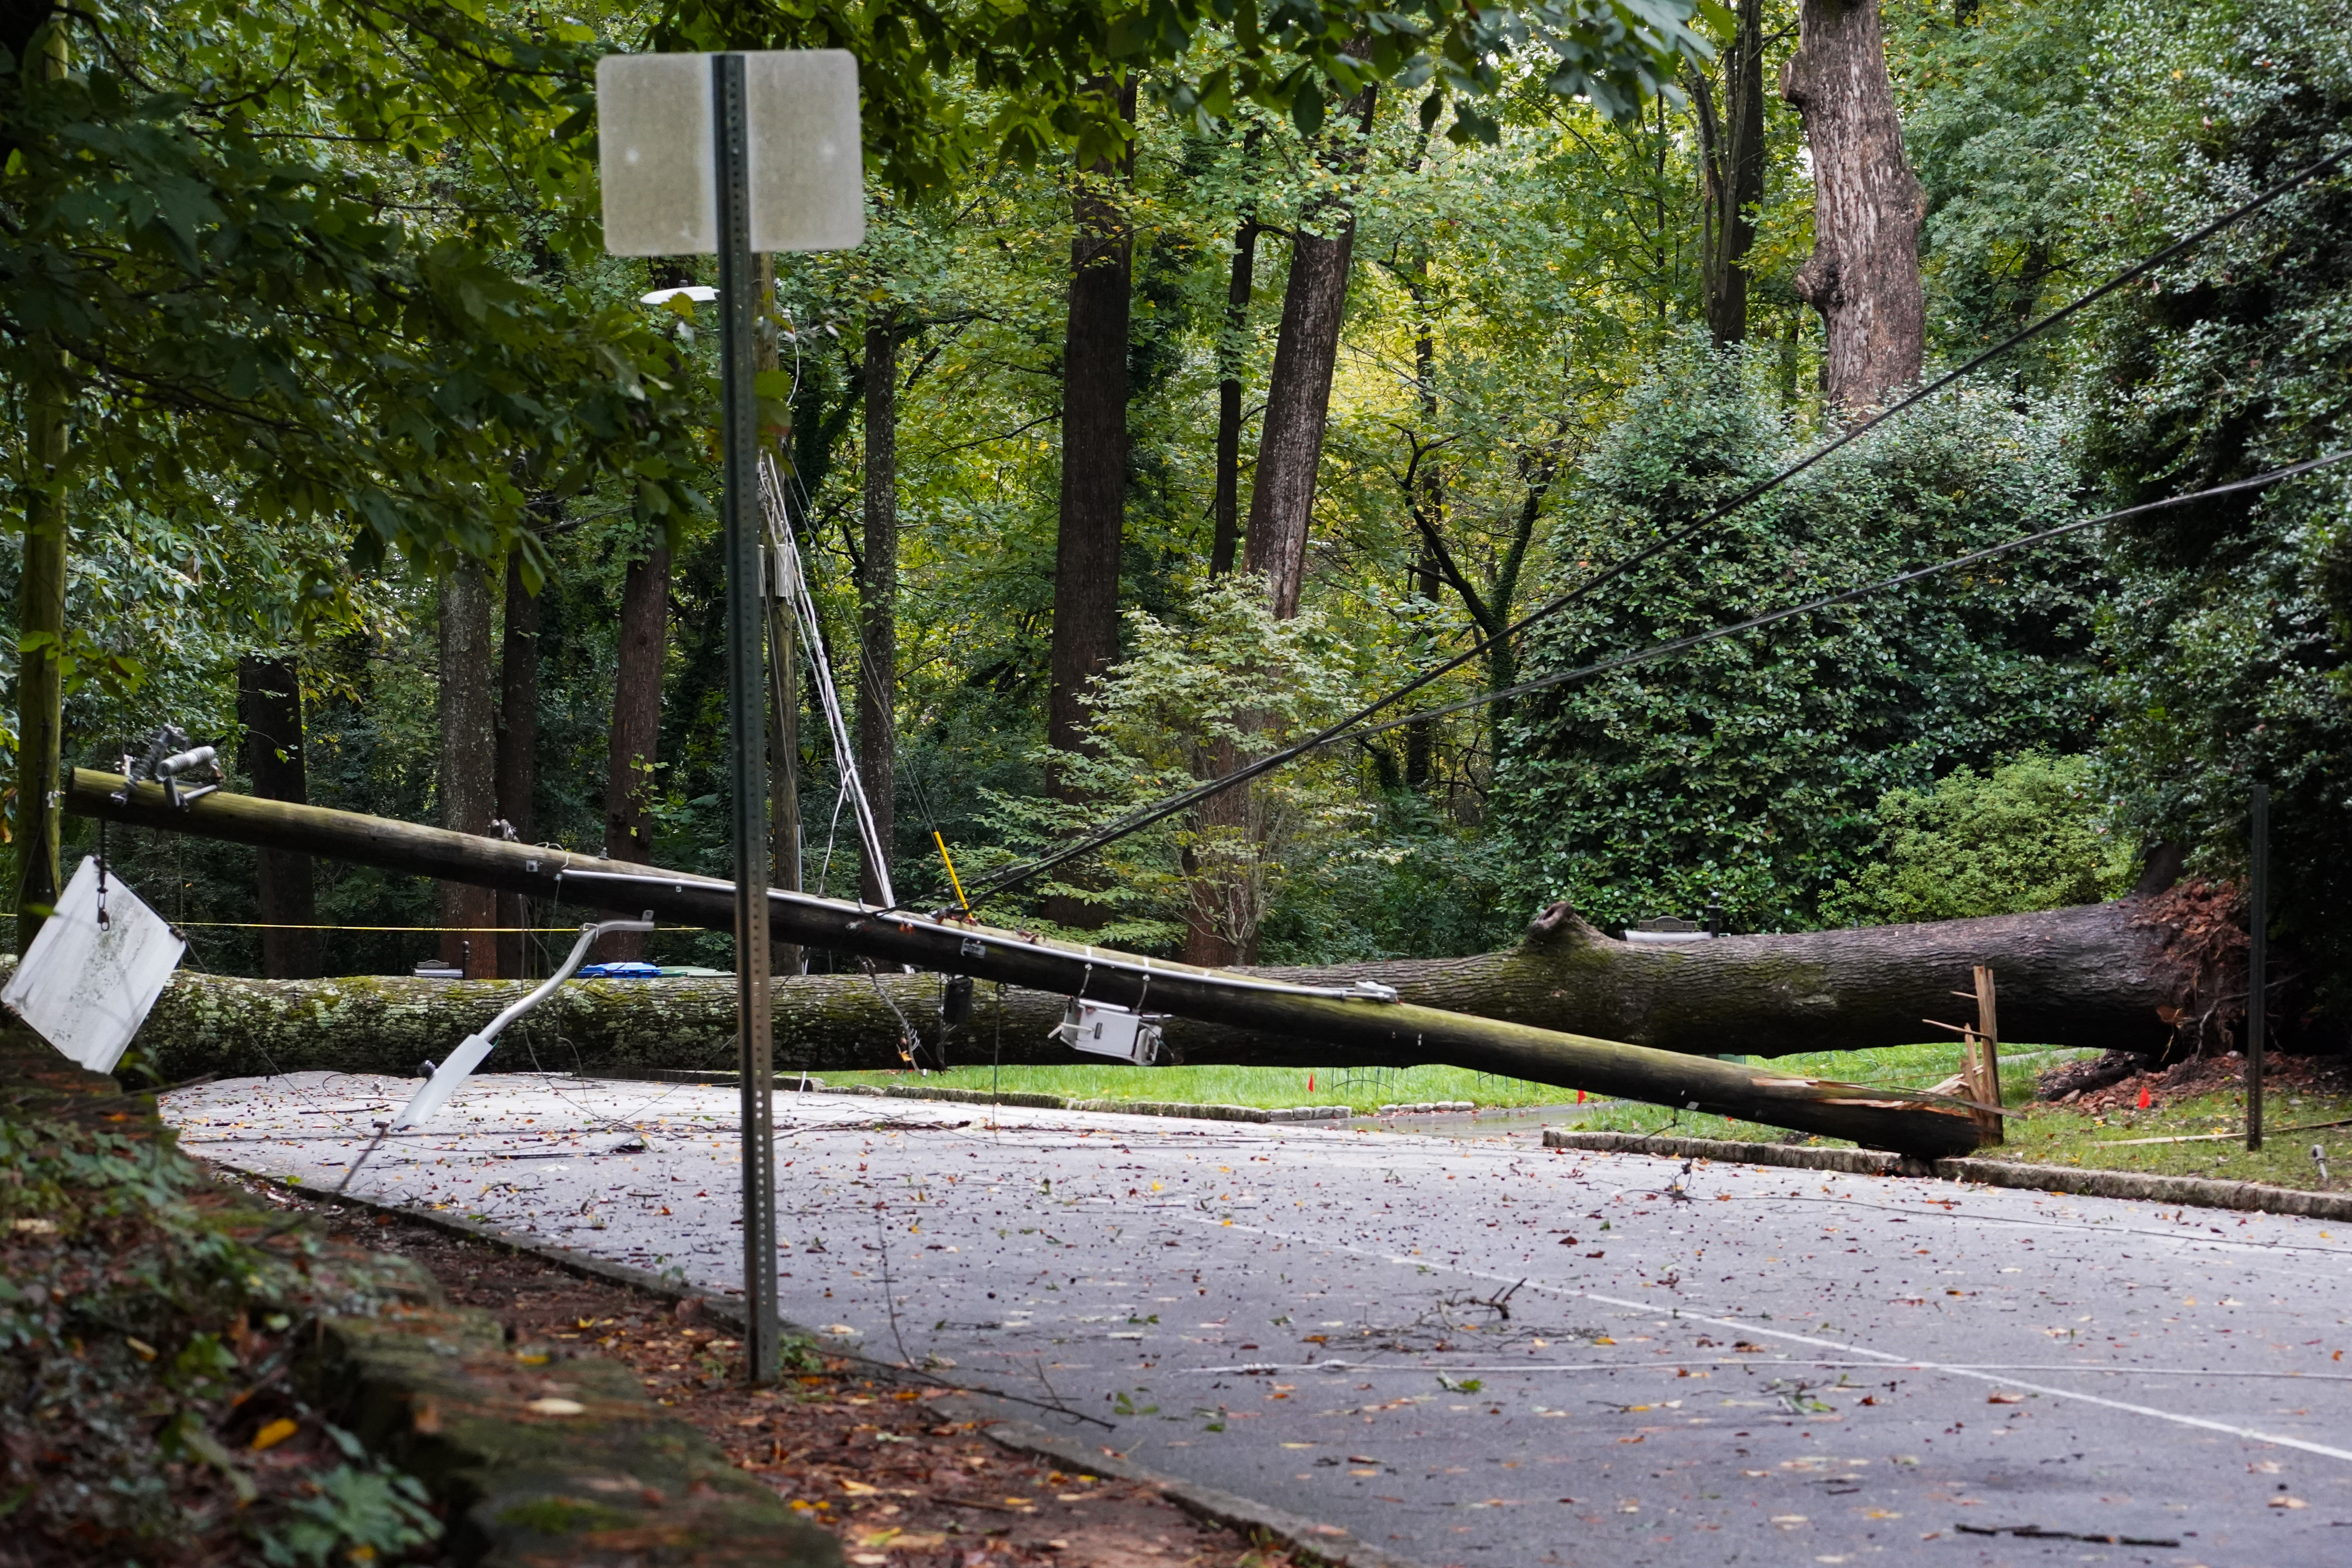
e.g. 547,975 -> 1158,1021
3,857 -> 185,1074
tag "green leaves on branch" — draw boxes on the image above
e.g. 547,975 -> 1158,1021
1,4 -> 711,619
661,0 -> 1716,192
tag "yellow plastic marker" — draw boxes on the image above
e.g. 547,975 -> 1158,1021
934,831 -> 972,915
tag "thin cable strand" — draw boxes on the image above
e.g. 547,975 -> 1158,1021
935,147 -> 2349,911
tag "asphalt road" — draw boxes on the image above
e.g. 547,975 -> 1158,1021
166,1073 -> 2352,1567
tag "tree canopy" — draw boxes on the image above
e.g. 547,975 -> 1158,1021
6,0 -> 2349,1029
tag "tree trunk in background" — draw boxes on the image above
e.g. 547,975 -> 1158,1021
436,564 -> 497,978
1693,0 -> 1768,346
236,656 -> 319,978
493,550 -> 541,978
1783,0 -> 1925,411
1209,127 -> 1265,578
1045,79 -> 1137,928
601,541 -> 669,960
1402,249 -> 1442,792
858,316 -> 898,908
11,26 -> 69,957
1243,80 -> 1377,618
1209,216 -> 1259,579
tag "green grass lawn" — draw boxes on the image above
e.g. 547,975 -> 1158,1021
1988,1088 -> 2352,1188
820,1040 -> 2087,1118
824,1046 -> 2352,1194
816,1061 -> 1569,1114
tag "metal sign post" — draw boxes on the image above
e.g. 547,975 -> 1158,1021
2247,780 -> 2269,1153
711,51 -> 779,1383
598,47 -> 863,1386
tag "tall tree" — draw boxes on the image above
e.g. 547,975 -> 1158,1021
9,18 -> 67,957
437,564 -> 497,977
1782,0 -> 1926,410
1209,128 -> 1267,578
1048,79 -> 1138,786
1242,73 -> 1379,618
1690,0 -> 1769,346
237,655 -> 320,978
859,312 -> 898,906
493,547 -> 541,978
604,541 -> 670,887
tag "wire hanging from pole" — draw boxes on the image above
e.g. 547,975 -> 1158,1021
759,452 -> 895,909
932,146 -> 2350,913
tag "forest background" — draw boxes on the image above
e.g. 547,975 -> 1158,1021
2,0 -> 2347,1029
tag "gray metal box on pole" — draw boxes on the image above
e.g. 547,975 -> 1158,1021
596,47 -> 863,1385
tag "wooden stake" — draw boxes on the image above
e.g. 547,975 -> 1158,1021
1972,963 -> 2003,1145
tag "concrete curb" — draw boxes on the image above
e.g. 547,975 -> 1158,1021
936,1402 -> 1424,1568
238,1170 -> 1420,1568
1542,1129 -> 2352,1220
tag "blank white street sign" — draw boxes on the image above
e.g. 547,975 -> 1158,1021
3,857 -> 185,1074
597,50 -> 864,256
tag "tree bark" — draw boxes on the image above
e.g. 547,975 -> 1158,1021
1044,80 -> 1137,928
1210,162 -> 1263,578
237,656 -> 319,978
10,22 -> 68,957
1403,242 -> 1442,790
436,563 -> 497,978
493,548 -> 541,979
1242,79 -> 1378,619
859,315 -> 898,908
1692,0 -> 1768,347
1048,82 -> 1137,769
70,767 -> 2249,1159
1209,220 -> 1259,579
1782,0 -> 1925,410
601,540 -> 669,958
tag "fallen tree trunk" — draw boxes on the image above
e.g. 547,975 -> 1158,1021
65,770 -> 1988,1155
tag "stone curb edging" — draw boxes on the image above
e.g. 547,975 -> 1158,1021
235,1169 -> 1418,1568
586,1068 -> 1352,1123
1540,1130 -> 1930,1177
1541,1129 -> 2352,1220
933,1402 -> 1424,1568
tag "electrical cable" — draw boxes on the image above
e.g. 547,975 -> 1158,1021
1321,450 -> 2352,748
933,145 -> 2350,913
944,451 -> 2347,911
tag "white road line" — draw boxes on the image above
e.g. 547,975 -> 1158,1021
1182,1211 -> 2352,1466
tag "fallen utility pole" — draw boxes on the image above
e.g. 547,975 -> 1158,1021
67,770 -> 1984,1155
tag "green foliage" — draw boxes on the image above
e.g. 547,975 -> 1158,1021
1494,336 -> 2107,934
0,5 -> 711,597
1823,753 -> 2136,927
661,0 -> 1722,186
0,1087 -> 438,1561
976,576 -> 1361,950
2074,0 -> 2352,1010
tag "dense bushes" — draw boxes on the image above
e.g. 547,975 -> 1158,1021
1494,340 -> 2109,935
1823,753 -> 2135,926
2080,0 -> 2352,1013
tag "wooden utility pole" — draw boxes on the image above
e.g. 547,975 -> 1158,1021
66,767 -> 1990,1158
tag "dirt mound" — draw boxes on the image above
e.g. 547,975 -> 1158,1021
2049,1050 -> 2352,1116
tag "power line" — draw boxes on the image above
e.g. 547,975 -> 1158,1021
930,145 -> 2349,912
1328,452 -> 2351,746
